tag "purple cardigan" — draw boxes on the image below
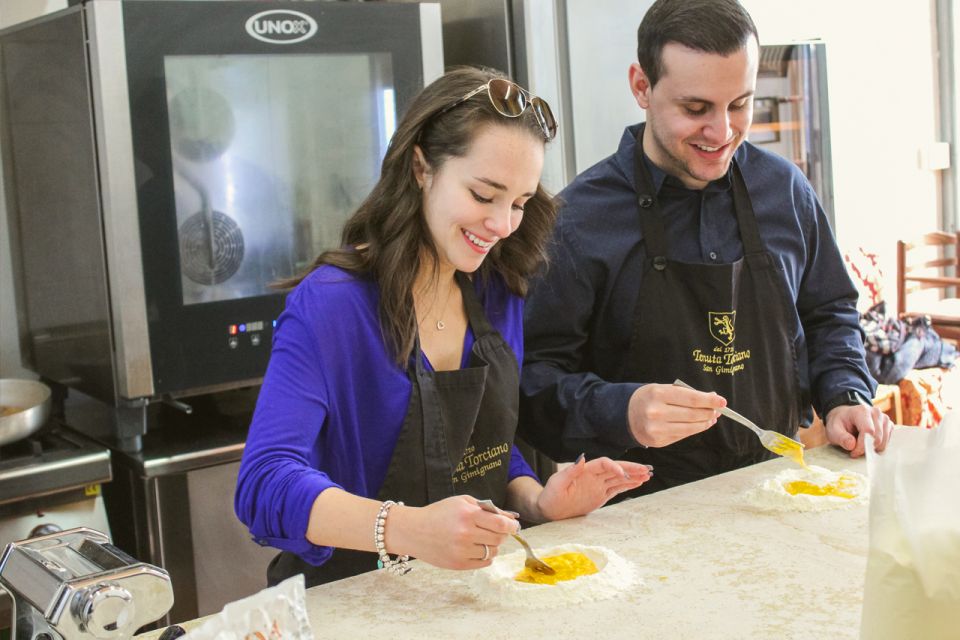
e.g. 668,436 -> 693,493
235,265 -> 536,565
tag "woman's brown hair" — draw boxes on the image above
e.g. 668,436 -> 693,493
281,66 -> 558,364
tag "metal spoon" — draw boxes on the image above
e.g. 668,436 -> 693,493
476,499 -> 556,575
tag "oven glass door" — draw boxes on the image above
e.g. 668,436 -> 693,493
164,52 -> 393,306
123,2 -> 431,394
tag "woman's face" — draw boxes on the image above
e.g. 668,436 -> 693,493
416,123 -> 544,274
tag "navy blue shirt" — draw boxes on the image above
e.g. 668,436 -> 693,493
519,124 -> 875,460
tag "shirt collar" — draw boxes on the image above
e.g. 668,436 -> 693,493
617,122 -> 735,195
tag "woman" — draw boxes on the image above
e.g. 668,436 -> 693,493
235,67 -> 652,587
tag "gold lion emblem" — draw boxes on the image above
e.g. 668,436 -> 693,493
709,311 -> 736,346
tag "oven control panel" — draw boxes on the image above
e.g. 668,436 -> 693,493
226,319 -> 275,350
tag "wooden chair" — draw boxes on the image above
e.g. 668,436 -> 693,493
896,231 -> 960,341
872,384 -> 902,425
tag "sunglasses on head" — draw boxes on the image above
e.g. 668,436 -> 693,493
436,78 -> 558,141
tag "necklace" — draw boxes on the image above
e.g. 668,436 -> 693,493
434,281 -> 454,330
418,278 -> 455,331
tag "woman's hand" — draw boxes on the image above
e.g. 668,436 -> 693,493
535,456 -> 652,521
387,495 -> 519,570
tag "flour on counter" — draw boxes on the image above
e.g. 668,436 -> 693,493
467,543 -> 636,608
744,465 -> 868,512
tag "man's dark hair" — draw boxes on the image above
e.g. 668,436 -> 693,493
637,0 -> 758,86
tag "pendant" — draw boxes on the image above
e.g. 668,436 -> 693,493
436,320 -> 446,330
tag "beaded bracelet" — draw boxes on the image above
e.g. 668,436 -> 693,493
374,500 -> 411,575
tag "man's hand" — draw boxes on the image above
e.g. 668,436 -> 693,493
824,403 -> 894,457
628,384 -> 724,447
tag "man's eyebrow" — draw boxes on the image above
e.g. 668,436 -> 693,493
475,176 -> 535,198
676,90 -> 755,105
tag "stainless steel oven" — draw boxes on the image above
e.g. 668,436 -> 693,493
1,1 -> 442,449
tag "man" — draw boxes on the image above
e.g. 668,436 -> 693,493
519,0 -> 893,495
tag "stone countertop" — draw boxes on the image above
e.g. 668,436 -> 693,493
149,445 -> 869,639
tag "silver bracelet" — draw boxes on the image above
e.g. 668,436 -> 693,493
374,500 -> 411,575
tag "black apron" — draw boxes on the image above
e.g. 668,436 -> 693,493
619,125 -> 802,496
267,272 -> 519,586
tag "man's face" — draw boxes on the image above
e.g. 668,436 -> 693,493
631,39 -> 759,190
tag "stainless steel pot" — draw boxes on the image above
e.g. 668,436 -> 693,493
0,378 -> 52,446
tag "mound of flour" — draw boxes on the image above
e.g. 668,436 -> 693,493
744,465 -> 868,512
467,543 -> 637,608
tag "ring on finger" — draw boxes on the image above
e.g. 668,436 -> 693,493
479,544 -> 490,561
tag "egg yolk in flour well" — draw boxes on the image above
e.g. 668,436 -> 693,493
514,552 -> 599,585
783,474 -> 858,499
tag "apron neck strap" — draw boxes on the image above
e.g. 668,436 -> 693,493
632,127 -> 670,265
728,161 -> 764,255
410,271 -> 496,373
455,271 -> 495,338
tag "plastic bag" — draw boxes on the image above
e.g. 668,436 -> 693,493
860,412 -> 960,639
181,575 -> 313,640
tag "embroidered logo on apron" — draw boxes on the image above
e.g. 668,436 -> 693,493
691,310 -> 753,376
709,311 -> 737,345
452,441 -> 511,485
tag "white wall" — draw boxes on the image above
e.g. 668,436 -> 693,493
0,0 -> 66,27
743,0 -> 941,306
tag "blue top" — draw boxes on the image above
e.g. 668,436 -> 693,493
520,124 -> 875,459
236,265 -> 536,564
